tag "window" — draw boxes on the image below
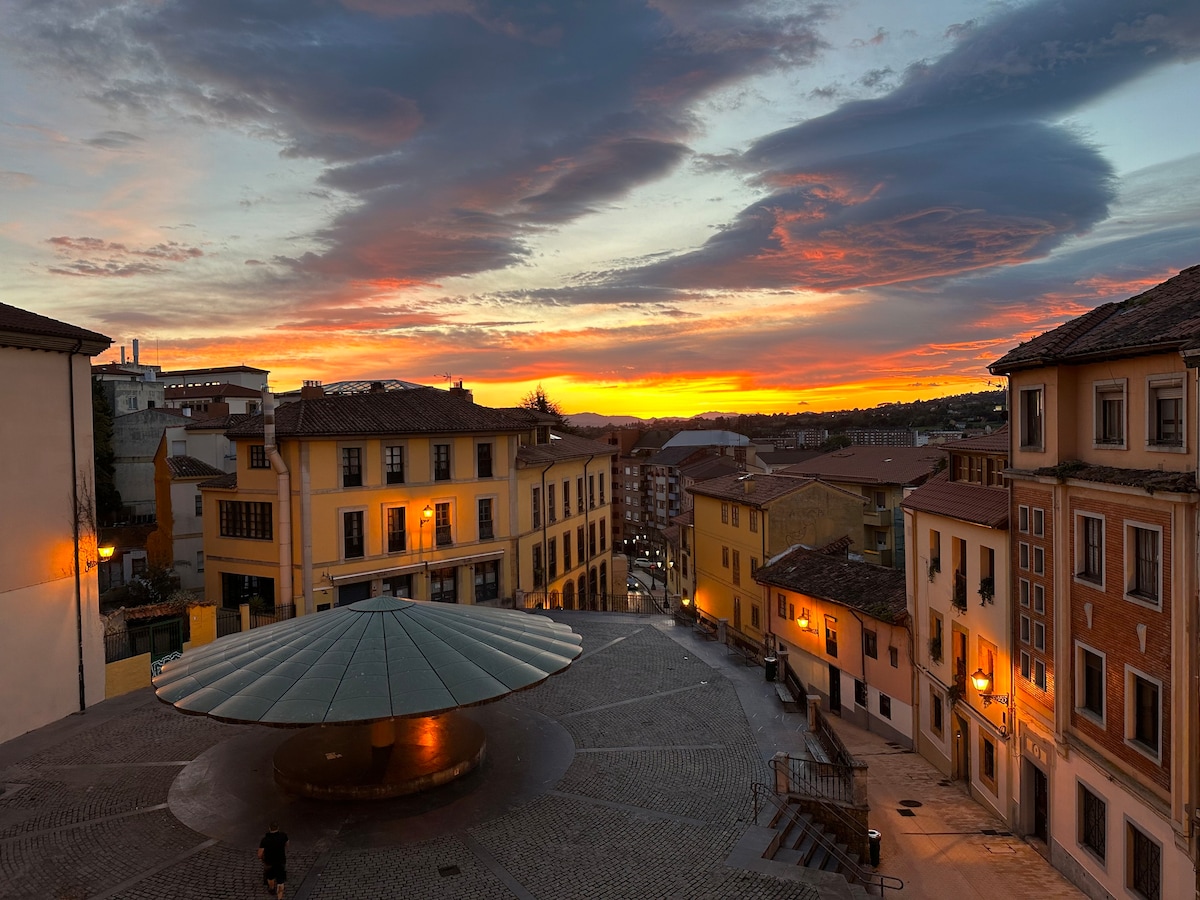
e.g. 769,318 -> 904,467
1033,621 -> 1046,651
195,493 -> 203,516
599,473 -> 605,504
1020,615 -> 1031,644
1019,542 -> 1029,570
588,474 -> 595,508
864,630 -> 878,659
548,537 -> 558,580
931,691 -> 944,737
430,566 -> 457,603
1033,546 -> 1045,575
721,503 -> 729,524
547,483 -> 556,524
1127,669 -> 1161,758
435,502 -> 452,547
732,550 -> 741,585
929,612 -> 944,662
1148,377 -> 1183,449
475,560 -> 499,602
562,531 -> 572,571
1077,514 -> 1104,583
1018,505 -> 1029,533
750,556 -> 758,576
731,505 -> 740,527
1128,822 -> 1162,900
1020,651 -> 1031,680
342,447 -> 363,487
1019,578 -> 1030,607
879,694 -> 891,719
1076,644 -> 1104,721
577,477 -> 584,513
477,442 -> 493,478
825,618 -> 838,658
478,498 -> 494,540
1126,524 -> 1161,605
563,480 -> 571,518
1034,658 -> 1047,690
532,545 -> 544,587
979,735 -> 997,793
1019,386 -> 1044,450
531,487 -> 541,529
721,546 -> 729,568
343,510 -> 365,559
386,507 -> 406,553
588,523 -> 596,556
750,603 -> 760,629
385,445 -> 404,484
433,443 -> 451,481
1034,584 -> 1045,613
1078,784 -> 1106,862
218,500 -> 272,539
599,519 -> 606,552
929,529 -> 941,571
889,646 -> 899,668
1032,507 -> 1045,536
854,679 -> 867,707
249,444 -> 270,469
577,527 -> 584,563
196,550 -> 204,573
1094,380 -> 1125,447
777,593 -> 787,619
750,509 -> 758,533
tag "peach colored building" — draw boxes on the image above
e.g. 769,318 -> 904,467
990,265 -> 1200,900
0,303 -> 111,742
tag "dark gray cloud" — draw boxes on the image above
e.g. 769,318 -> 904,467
83,130 -> 143,149
45,235 -> 204,278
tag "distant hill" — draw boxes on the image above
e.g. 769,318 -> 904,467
565,411 -> 737,429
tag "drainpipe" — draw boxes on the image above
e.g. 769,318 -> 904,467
300,442 -> 312,615
68,340 -> 87,712
582,455 -> 595,599
262,387 -> 293,608
540,463 -> 553,594
849,607 -> 869,733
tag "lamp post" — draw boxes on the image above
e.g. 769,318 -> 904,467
420,505 -> 433,599
96,544 -> 115,593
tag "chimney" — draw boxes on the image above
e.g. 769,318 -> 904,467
743,475 -> 755,494
370,381 -> 385,393
120,345 -> 126,365
300,379 -> 325,400
132,339 -> 139,366
449,380 -> 474,403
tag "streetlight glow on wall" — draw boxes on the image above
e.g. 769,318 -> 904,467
796,608 -> 817,633
970,667 -> 1010,707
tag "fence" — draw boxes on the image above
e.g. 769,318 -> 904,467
250,603 -> 296,629
104,617 -> 186,665
217,607 -> 242,637
518,591 -> 671,615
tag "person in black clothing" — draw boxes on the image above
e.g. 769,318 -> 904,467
257,822 -> 288,899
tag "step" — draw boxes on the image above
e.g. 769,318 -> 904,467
771,846 -> 805,866
819,842 -> 849,872
794,830 -> 821,864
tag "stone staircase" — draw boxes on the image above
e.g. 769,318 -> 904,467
760,802 -> 875,898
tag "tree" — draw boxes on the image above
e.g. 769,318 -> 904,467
520,384 -> 571,431
92,378 -> 123,525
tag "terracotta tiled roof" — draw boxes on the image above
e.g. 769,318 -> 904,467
991,265 -> 1200,373
688,472 -> 861,508
1027,462 -> 1198,494
679,456 -> 737,481
0,302 -> 110,354
644,445 -> 707,466
943,425 -> 1009,454
166,456 -> 226,480
224,387 -> 531,438
755,547 -> 908,625
199,472 -> 238,489
673,509 -> 694,526
784,446 -> 944,486
185,413 -> 254,431
759,449 -> 825,466
900,471 -> 1009,528
516,431 -> 618,464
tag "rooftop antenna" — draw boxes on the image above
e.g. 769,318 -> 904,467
437,372 -> 453,385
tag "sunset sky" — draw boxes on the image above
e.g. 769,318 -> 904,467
3,0 -> 1199,417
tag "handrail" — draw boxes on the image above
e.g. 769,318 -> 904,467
775,756 -> 869,848
753,783 -> 905,896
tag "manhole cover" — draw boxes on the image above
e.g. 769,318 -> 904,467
897,808 -> 916,817
438,866 -> 461,877
899,800 -> 923,807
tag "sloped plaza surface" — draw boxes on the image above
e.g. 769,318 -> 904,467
0,613 -> 1081,899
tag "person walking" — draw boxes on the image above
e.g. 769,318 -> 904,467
257,822 -> 288,899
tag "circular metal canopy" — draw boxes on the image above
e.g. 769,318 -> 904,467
153,597 -> 582,725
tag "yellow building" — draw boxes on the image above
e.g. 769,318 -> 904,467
688,472 -> 866,644
202,384 -> 614,611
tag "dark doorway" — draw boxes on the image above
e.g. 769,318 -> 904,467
955,714 -> 970,784
828,664 -> 841,713
337,580 -> 371,606
1031,763 -> 1049,842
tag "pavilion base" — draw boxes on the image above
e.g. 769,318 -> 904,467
273,712 -> 486,800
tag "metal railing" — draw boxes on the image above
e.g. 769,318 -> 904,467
778,753 -> 859,806
753,783 -> 904,895
217,607 -> 242,637
518,590 -> 671,615
250,603 -> 296,629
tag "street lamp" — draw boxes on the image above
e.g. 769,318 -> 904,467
970,668 -> 1010,707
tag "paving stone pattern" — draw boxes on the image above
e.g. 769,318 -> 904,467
0,614 -> 1075,899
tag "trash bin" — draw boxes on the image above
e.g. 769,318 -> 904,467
868,829 -> 882,867
764,656 -> 778,682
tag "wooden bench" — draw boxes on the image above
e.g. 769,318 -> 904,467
727,637 -> 761,666
694,618 -> 718,640
774,681 -> 800,712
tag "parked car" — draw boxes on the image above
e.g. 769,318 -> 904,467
634,557 -> 652,569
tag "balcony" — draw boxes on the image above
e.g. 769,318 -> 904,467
863,548 -> 893,567
863,507 -> 891,527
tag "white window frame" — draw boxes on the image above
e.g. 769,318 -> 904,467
1124,664 -> 1163,763
1074,512 -> 1106,588
1034,583 -> 1046,614
1033,620 -> 1046,652
1019,578 -> 1030,607
1074,641 -> 1106,727
1019,542 -> 1030,570
1093,378 -> 1127,449
1018,505 -> 1029,533
1032,507 -> 1045,536
1033,545 -> 1045,575
1034,658 -> 1047,690
1146,374 -> 1186,453
1018,385 -> 1045,451
1123,521 -> 1163,609
1019,614 -> 1031,644
1020,650 -> 1031,680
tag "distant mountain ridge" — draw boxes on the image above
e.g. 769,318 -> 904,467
566,411 -> 736,428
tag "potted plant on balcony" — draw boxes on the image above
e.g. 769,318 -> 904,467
927,557 -> 940,583
978,576 -> 995,606
928,635 -> 943,662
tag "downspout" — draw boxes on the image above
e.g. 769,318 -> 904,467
583,455 -> 595,597
68,340 -> 87,712
300,442 -> 312,615
848,607 -> 869,733
262,387 -> 293,608
540,462 -> 553,592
